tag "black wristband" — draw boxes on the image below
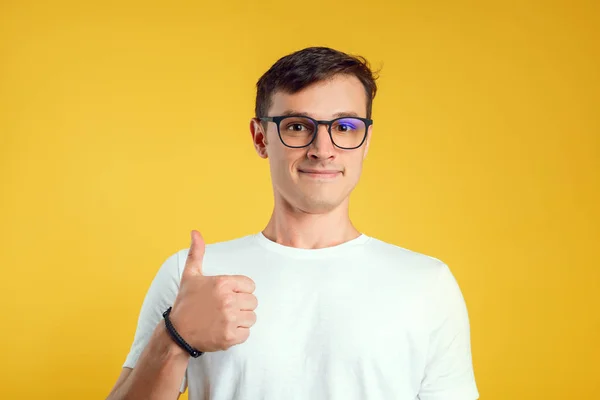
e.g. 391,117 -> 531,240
162,307 -> 204,358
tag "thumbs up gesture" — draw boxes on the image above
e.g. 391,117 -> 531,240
168,230 -> 258,353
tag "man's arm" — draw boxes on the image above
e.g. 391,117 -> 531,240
106,322 -> 188,400
106,230 -> 258,399
105,247 -> 189,400
418,262 -> 479,400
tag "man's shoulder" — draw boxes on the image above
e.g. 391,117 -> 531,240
206,233 -> 258,250
364,235 -> 449,275
155,233 -> 258,277
192,233 -> 257,257
365,236 -> 471,327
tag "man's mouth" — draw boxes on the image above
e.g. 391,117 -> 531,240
298,169 -> 342,179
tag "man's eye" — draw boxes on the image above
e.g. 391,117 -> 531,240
336,124 -> 355,132
287,124 -> 308,131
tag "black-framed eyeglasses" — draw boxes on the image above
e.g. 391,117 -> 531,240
258,115 -> 373,149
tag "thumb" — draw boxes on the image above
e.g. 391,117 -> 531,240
184,229 -> 206,275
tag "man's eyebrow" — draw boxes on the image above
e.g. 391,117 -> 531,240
280,110 -> 310,117
279,110 -> 362,118
331,111 -> 360,118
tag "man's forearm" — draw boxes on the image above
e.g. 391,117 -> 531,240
108,322 -> 190,400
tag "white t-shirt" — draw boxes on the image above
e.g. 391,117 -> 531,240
123,232 -> 479,400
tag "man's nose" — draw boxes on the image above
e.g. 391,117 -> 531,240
307,124 -> 335,159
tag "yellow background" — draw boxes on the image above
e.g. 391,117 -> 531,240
1,0 -> 598,399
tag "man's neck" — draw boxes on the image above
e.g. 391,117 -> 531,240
261,198 -> 361,250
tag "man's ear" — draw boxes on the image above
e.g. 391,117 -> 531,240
250,118 -> 269,159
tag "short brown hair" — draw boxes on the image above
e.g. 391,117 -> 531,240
255,46 -> 379,120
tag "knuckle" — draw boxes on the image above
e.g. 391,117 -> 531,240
221,293 -> 235,309
224,312 -> 237,324
180,268 -> 194,280
216,341 -> 230,351
223,329 -> 237,344
214,276 -> 231,290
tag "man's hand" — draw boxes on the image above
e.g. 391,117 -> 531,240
168,230 -> 258,352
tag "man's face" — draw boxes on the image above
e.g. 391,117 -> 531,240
251,74 -> 372,214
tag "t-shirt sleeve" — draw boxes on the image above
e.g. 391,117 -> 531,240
122,249 -> 189,394
418,262 -> 480,400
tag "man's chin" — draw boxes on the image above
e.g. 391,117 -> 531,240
297,197 -> 342,215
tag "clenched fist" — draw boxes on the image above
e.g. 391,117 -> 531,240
168,230 -> 258,352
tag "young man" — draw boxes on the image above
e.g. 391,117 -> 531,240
107,46 -> 479,400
